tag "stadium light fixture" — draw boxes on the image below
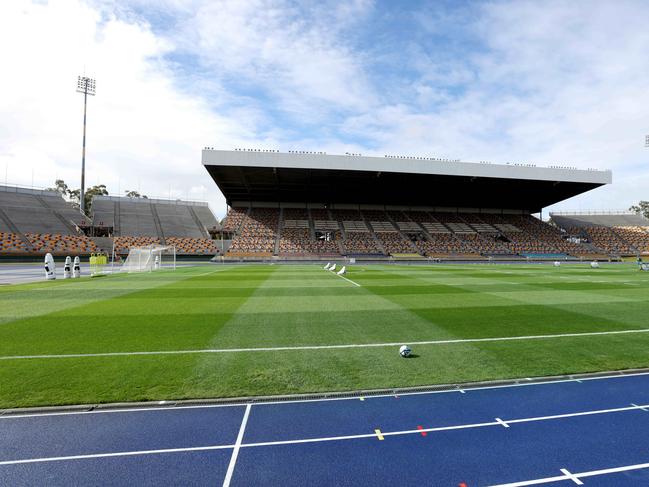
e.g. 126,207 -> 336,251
76,75 -> 96,214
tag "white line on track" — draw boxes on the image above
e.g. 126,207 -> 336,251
4,371 -> 649,420
4,328 -> 649,361
1,403 -> 647,467
222,404 -> 251,487
488,461 -> 649,486
560,468 -> 584,485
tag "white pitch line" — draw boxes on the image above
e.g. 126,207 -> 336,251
2,403 -> 647,467
329,270 -> 361,287
222,404 -> 251,487
4,328 -> 649,361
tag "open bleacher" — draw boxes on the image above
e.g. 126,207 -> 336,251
552,211 -> 649,256
0,185 -> 222,257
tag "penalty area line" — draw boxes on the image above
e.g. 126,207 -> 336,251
2,328 -> 649,361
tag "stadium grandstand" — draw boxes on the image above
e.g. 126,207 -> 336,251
551,211 -> 649,256
202,149 -> 624,261
0,185 -> 223,258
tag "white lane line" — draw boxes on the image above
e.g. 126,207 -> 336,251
560,468 -> 584,485
329,270 -> 361,287
2,403 -> 647,466
4,328 -> 648,360
0,444 -> 235,466
222,404 -> 251,487
631,402 -> 649,411
4,371 -> 649,420
489,461 -> 649,487
495,417 -> 509,428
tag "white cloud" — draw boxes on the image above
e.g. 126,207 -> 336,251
0,0 -> 257,217
1,0 -> 648,221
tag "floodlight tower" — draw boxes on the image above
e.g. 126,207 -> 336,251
76,76 -> 96,214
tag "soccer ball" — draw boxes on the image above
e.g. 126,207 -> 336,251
399,345 -> 412,358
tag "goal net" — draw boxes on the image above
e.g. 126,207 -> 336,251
120,245 -> 176,273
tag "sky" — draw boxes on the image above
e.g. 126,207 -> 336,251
0,0 -> 648,219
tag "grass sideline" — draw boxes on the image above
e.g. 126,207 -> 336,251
1,263 -> 648,409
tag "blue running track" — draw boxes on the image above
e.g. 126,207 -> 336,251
3,372 -> 649,486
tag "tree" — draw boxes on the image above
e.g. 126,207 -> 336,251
46,179 -> 68,196
629,201 -> 649,219
125,190 -> 148,199
68,184 -> 108,214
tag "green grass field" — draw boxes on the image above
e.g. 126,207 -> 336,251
1,263 -> 649,409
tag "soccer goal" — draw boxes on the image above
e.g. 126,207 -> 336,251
120,245 -> 176,273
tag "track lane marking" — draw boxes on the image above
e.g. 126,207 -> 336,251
560,468 -> 583,485
222,404 -> 251,487
4,328 -> 648,360
2,403 -> 647,466
488,460 -> 649,486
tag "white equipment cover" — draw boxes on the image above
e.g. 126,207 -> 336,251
44,253 -> 56,280
121,245 -> 176,273
590,261 -> 600,269
337,266 -> 346,275
63,256 -> 72,279
73,256 -> 81,278
324,262 -> 331,270
329,263 -> 336,272
553,261 -> 561,267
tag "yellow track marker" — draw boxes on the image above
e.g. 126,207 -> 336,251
375,429 -> 384,441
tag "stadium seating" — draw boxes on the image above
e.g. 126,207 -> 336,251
25,233 -> 97,254
165,237 -> 221,255
612,226 -> 649,253
0,232 -> 28,253
92,196 -> 217,239
113,236 -> 160,254
0,185 -> 86,234
228,208 -> 278,253
574,226 -> 636,255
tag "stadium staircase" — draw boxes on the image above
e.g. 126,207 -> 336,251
274,208 -> 283,255
384,211 -> 420,255
307,208 -> 316,240
114,200 -> 121,235
0,208 -> 33,251
187,206 -> 210,239
360,212 -> 387,255
149,203 -> 166,244
52,210 -> 79,235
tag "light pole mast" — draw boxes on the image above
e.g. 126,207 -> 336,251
645,134 -> 649,148
76,76 -> 96,214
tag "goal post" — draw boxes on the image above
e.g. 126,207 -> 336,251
121,245 -> 176,273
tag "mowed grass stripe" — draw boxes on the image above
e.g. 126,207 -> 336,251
0,263 -> 648,408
